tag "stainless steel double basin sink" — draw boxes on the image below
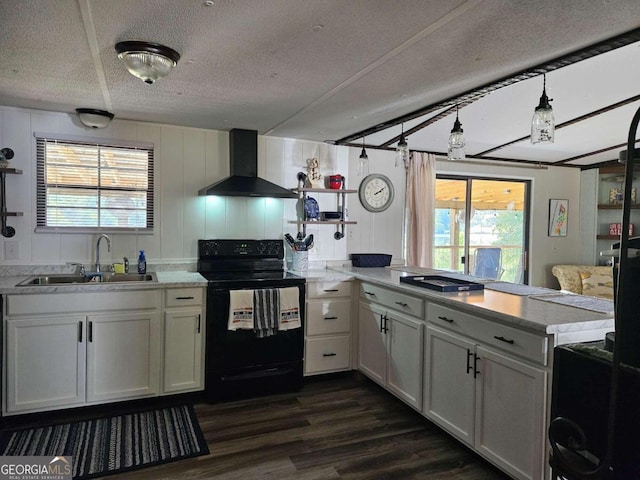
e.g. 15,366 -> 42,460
16,272 -> 157,286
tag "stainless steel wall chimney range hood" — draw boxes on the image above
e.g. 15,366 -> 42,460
198,129 -> 296,198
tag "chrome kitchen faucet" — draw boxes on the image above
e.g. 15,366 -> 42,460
95,234 -> 112,273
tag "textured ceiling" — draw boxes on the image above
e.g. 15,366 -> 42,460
1,0 -> 639,167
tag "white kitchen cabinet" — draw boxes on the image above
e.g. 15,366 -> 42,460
304,281 -> 353,375
358,300 -> 423,409
6,315 -> 86,413
424,326 -> 475,446
357,301 -> 387,384
475,345 -> 546,480
87,312 -> 160,402
3,290 -> 161,415
162,287 -> 205,393
425,321 -> 546,480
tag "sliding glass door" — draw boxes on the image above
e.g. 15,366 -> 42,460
434,176 -> 530,284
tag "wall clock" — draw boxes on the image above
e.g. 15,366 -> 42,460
358,174 -> 394,212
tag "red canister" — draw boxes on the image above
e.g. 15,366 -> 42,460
328,175 -> 343,189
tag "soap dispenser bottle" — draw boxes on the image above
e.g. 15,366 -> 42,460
137,250 -> 146,274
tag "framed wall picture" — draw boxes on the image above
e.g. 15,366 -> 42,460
548,199 -> 568,237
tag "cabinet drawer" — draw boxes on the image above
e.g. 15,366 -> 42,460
165,288 -> 204,307
307,281 -> 352,299
6,290 -> 161,316
306,299 -> 351,336
428,303 -> 548,365
305,335 -> 351,374
360,282 -> 424,318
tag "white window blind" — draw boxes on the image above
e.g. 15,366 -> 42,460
35,135 -> 154,233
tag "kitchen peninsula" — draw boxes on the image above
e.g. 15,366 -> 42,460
317,265 -> 614,480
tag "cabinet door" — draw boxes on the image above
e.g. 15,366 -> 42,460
163,309 -> 204,393
86,312 -> 160,402
357,301 -> 387,385
474,346 -> 546,480
6,316 -> 86,413
386,311 -> 423,409
424,326 -> 476,446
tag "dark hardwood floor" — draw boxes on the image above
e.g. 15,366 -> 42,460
105,373 -> 512,479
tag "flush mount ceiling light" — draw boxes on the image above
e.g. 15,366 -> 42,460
447,105 -> 465,160
395,124 -> 409,167
358,137 -> 370,176
75,108 -> 114,129
531,74 -> 555,144
115,41 -> 180,84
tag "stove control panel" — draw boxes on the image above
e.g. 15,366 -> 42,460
198,239 -> 283,258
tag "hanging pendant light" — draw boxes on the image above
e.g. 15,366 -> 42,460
115,41 -> 181,84
447,105 -> 465,160
358,137 -> 370,176
531,74 -> 555,144
395,124 -> 409,167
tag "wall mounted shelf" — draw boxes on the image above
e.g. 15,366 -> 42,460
291,173 -> 357,240
0,166 -> 22,237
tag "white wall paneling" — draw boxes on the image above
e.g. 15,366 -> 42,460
0,105 -> 586,288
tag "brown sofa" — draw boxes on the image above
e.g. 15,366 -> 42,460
551,265 -> 614,299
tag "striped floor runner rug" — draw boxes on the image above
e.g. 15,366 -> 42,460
0,404 -> 209,479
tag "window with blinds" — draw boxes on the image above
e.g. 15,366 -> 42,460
35,135 -> 154,232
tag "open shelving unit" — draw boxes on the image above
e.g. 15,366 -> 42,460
290,173 -> 357,240
0,167 -> 23,238
596,165 -> 639,244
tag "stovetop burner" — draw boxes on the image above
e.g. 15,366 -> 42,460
197,239 -> 305,288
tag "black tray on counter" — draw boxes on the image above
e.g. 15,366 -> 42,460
400,275 -> 484,292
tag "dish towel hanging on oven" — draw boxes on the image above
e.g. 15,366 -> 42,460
279,287 -> 301,330
228,289 -> 254,330
254,288 -> 280,338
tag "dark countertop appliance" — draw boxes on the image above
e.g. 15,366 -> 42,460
198,239 -> 305,401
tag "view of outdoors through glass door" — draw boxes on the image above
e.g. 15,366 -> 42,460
434,177 -> 529,284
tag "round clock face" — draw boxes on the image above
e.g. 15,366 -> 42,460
359,174 -> 394,212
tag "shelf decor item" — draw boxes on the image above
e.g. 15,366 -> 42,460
304,197 -> 319,220
609,223 -> 634,237
609,187 -> 636,205
548,199 -> 568,237
306,158 -> 322,188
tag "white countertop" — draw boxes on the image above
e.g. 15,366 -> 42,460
0,271 -> 207,294
1,265 -> 614,336
324,266 -> 614,336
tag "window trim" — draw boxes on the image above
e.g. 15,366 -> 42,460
34,132 -> 155,234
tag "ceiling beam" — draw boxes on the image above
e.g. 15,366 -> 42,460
333,27 -> 640,146
475,94 -> 640,156
553,139 -> 640,166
